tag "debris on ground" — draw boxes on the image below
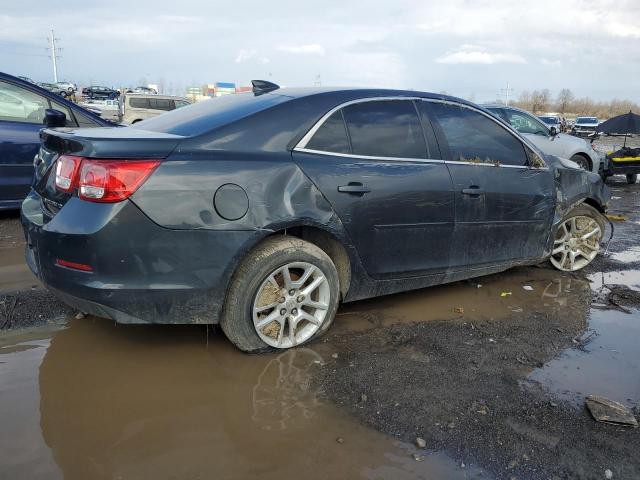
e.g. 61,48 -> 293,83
605,469 -> 614,479
335,436 -> 344,444
522,285 -> 534,291
453,306 -> 464,315
75,312 -> 85,320
500,292 -> 512,297
606,213 -> 628,222
585,395 -> 639,427
411,453 -> 425,462
415,437 -> 426,448
331,353 -> 338,359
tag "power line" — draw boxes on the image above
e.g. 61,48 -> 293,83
499,82 -> 514,106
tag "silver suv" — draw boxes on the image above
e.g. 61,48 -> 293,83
484,105 -> 603,173
119,93 -> 191,124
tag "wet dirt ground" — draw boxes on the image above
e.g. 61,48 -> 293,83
1,177 -> 639,479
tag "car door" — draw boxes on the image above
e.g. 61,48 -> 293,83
293,98 -> 455,278
422,101 -> 555,268
0,80 -> 49,205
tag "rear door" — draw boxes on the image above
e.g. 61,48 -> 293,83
0,80 -> 49,205
293,98 -> 455,278
422,101 -> 555,268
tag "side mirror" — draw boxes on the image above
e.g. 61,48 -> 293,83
43,108 -> 66,128
549,126 -> 558,136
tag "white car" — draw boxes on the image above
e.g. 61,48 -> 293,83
572,117 -> 599,137
485,105 -> 603,174
55,81 -> 77,93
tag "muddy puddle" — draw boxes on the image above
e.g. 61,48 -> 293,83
0,318 -> 486,480
0,244 -> 37,294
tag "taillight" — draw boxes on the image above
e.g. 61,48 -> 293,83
55,155 -> 82,192
54,156 -> 160,203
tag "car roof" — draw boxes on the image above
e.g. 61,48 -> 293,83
0,71 -> 113,126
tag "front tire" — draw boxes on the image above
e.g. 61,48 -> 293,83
221,236 -> 340,353
570,154 -> 590,171
549,204 -> 605,272
627,174 -> 637,184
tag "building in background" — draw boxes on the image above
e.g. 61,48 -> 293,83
185,82 -> 251,102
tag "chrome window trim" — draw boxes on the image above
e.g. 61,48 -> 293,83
294,96 -> 548,170
295,147 -> 445,164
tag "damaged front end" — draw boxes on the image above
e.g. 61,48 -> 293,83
544,155 -> 611,271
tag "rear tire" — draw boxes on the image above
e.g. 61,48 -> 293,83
627,174 -> 637,184
570,154 -> 590,171
221,236 -> 340,353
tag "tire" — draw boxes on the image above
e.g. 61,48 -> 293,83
549,203 -> 605,272
221,236 -> 340,353
627,174 -> 637,184
570,154 -> 590,171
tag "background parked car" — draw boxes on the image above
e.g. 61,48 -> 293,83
485,105 -> 603,173
572,117 -> 600,137
0,72 -> 113,210
82,86 -> 119,100
119,93 -> 190,124
37,82 -> 69,98
131,86 -> 157,94
538,115 -> 563,133
55,81 -> 77,93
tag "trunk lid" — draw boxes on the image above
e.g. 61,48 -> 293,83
34,126 -> 183,216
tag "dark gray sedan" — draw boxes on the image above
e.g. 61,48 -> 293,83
21,82 -> 609,352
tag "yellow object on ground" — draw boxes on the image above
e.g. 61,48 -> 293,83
610,157 -> 640,162
606,213 -> 628,222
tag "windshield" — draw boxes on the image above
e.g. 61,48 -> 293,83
131,92 -> 291,136
538,116 -> 559,124
502,109 -> 549,135
576,117 -> 598,124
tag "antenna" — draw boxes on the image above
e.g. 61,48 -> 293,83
499,82 -> 514,106
47,29 -> 62,82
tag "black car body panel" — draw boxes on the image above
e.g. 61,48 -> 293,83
21,87 -> 610,325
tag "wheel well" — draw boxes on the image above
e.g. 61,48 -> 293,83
582,197 -> 605,214
571,152 -> 592,171
270,226 -> 351,299
131,119 -> 142,124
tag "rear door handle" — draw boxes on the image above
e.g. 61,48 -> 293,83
338,183 -> 371,195
462,186 -> 484,196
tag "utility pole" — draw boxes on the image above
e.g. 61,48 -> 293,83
499,82 -> 514,106
48,29 -> 62,82
314,74 -> 321,87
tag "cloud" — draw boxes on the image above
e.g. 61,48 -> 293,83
258,57 -> 270,64
277,43 -> 325,56
436,49 -> 526,65
541,58 -> 562,67
235,49 -> 256,63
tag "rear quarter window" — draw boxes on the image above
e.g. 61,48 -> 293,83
305,111 -> 350,154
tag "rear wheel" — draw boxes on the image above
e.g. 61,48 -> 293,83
221,236 -> 340,353
549,204 -> 605,272
627,174 -> 637,184
570,154 -> 590,171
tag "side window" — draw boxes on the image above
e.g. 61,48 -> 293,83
152,99 -> 173,111
342,100 -> 427,158
306,111 -> 350,154
504,110 -> 548,136
49,100 -> 78,127
129,97 -> 149,108
0,80 -> 48,124
428,103 -> 528,166
75,112 -> 101,128
175,100 -> 190,109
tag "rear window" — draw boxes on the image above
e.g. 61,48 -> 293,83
132,93 -> 290,136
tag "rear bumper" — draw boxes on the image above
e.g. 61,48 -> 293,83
21,191 -> 258,324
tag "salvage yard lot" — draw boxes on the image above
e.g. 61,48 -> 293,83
1,175 -> 639,479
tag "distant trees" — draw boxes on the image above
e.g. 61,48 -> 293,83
510,88 -> 639,119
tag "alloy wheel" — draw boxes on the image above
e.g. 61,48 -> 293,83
550,216 -> 602,271
252,262 -> 330,348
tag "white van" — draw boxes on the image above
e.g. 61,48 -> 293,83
119,94 -> 191,124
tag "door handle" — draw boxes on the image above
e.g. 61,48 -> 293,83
338,183 -> 371,195
462,186 -> 484,196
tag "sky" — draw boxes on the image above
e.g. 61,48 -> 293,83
1,0 -> 639,102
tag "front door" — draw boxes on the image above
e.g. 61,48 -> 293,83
422,101 -> 556,268
293,99 -> 455,278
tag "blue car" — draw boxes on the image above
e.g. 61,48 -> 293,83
0,72 -> 113,210
21,81 -> 609,352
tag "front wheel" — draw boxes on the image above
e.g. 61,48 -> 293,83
570,154 -> 590,171
549,204 -> 605,272
627,174 -> 637,184
221,236 -> 340,353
